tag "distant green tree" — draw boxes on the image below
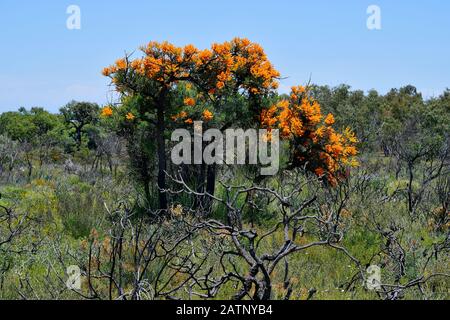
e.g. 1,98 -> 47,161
0,107 -> 60,142
0,111 -> 36,142
60,101 -> 100,148
383,87 -> 449,215
310,85 -> 383,151
0,108 -> 62,177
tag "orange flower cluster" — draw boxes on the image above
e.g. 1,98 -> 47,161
184,97 -> 196,106
102,41 -> 201,86
261,86 -> 322,139
101,106 -> 113,117
101,105 -> 138,121
102,38 -> 280,98
171,108 -> 214,124
261,86 -> 359,184
171,111 -> 188,121
126,112 -> 135,121
231,37 -> 281,92
196,38 -> 280,95
103,38 -> 281,130
202,109 -> 214,122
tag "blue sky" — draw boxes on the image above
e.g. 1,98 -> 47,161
0,0 -> 449,112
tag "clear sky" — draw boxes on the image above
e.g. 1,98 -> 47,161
0,0 -> 449,112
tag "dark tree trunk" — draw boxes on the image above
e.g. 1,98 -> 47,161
407,162 -> 415,215
195,163 -> 206,208
75,125 -> 83,149
156,102 -> 168,211
206,164 -> 216,196
204,164 -> 216,214
26,157 -> 33,180
139,153 -> 152,206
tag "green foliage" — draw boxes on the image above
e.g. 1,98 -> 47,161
0,107 -> 60,142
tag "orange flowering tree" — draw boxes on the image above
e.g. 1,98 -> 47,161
102,38 -> 357,211
102,38 -> 280,210
102,41 -> 207,209
261,86 -> 359,185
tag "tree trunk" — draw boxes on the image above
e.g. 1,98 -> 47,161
407,162 -> 415,215
156,102 -> 168,211
204,164 -> 216,214
76,126 -> 83,149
